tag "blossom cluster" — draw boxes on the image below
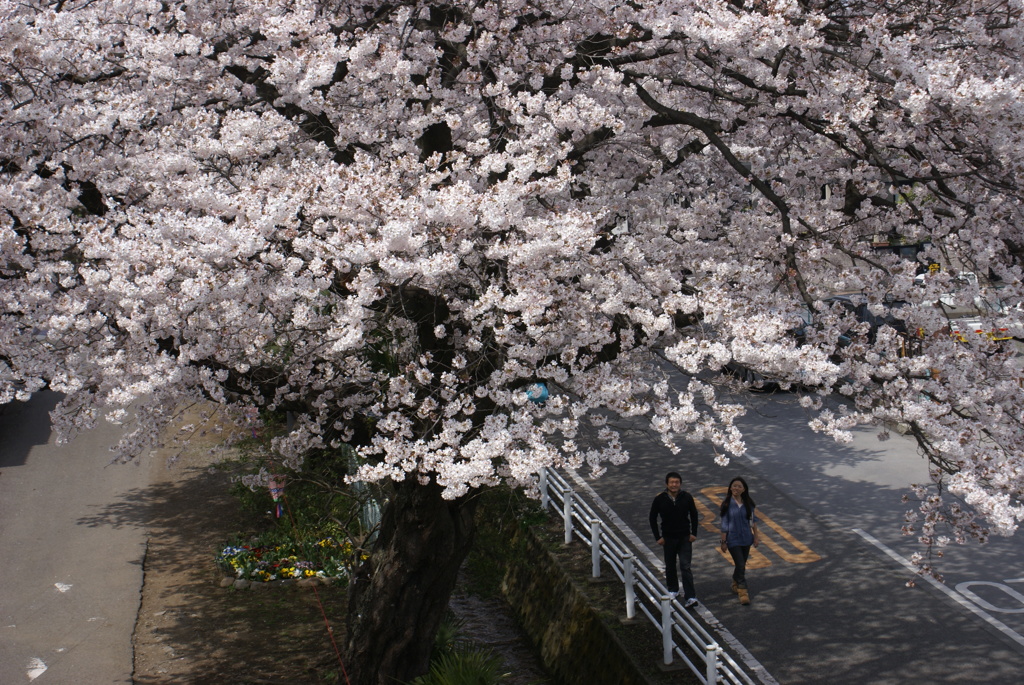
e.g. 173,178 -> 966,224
2,0 -> 1024,569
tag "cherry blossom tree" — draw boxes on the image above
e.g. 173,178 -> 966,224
3,0 -> 1024,681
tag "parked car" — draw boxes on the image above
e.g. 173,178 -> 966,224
721,305 -> 824,392
722,293 -> 923,392
822,294 -> 913,345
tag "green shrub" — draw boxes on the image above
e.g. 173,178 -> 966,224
409,646 -> 510,685
432,612 -> 468,659
463,487 -> 548,597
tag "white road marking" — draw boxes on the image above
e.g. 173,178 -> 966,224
566,469 -> 778,685
955,581 -> 1024,614
26,657 -> 47,681
853,528 -> 1024,648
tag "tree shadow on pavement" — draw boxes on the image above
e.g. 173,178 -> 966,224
0,392 -> 61,469
583,389 -> 1024,685
706,533 -> 1024,685
79,452 -> 349,684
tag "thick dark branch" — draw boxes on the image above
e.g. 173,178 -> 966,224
223,64 -> 364,164
630,81 -> 723,134
632,78 -> 815,303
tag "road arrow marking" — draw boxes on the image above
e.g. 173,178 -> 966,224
26,657 -> 47,681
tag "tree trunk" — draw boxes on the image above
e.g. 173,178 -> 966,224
344,477 -> 478,685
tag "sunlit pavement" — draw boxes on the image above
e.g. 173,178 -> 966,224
0,393 -> 148,684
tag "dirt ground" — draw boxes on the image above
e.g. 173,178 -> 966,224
131,411 -> 551,684
132,418 -> 349,683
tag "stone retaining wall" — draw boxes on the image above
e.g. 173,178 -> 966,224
501,525 -> 655,685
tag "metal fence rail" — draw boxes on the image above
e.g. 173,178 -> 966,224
539,468 -> 758,685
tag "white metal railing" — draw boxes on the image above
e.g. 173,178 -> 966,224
538,467 -> 759,685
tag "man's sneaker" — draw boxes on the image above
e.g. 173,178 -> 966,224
684,597 -> 699,608
668,591 -> 679,599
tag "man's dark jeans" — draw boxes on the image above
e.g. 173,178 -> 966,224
663,536 -> 695,599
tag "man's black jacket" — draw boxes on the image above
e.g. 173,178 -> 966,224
649,490 -> 699,540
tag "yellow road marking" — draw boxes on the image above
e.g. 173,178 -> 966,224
698,486 -> 822,568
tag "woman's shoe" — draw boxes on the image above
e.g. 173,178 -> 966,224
738,588 -> 750,605
731,581 -> 739,594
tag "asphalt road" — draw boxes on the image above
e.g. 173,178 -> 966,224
0,392 -> 147,684
580,386 -> 1024,684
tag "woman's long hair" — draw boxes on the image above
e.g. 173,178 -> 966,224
720,477 -> 755,520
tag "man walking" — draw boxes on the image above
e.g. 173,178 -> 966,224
649,471 -> 700,607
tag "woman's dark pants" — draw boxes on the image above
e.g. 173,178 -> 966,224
728,545 -> 751,588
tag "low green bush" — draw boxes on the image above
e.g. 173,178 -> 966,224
410,645 -> 510,685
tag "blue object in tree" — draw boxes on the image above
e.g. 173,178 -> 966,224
526,382 -> 548,403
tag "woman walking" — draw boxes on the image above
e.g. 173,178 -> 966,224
719,477 -> 760,605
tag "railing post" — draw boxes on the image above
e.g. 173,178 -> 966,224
661,595 -> 674,665
590,518 -> 601,578
563,488 -> 574,544
705,644 -> 718,684
539,469 -> 549,511
624,554 -> 636,619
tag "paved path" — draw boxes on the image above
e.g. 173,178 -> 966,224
0,392 -> 148,684
580,388 -> 1024,684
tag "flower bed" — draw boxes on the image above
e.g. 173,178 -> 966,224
217,536 -> 361,583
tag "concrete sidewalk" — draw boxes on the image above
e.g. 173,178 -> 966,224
0,393 -> 149,684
